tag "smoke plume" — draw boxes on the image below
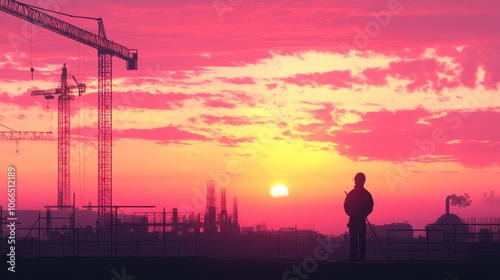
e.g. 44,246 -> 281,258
449,193 -> 472,208
483,191 -> 500,207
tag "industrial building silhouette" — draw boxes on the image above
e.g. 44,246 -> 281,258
1,183 -> 499,261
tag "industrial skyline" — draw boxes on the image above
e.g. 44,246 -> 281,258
1,180 -> 499,261
1,0 -> 499,247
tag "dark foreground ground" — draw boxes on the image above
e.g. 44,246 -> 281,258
1,257 -> 499,280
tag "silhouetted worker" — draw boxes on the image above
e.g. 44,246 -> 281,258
344,172 -> 374,261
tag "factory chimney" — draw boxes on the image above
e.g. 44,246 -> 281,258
205,180 -> 217,233
232,197 -> 240,234
233,197 -> 238,225
220,188 -> 227,233
446,195 -> 452,215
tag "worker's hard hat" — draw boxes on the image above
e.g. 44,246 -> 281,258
354,172 -> 366,182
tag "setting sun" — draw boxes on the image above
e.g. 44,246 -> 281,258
270,184 -> 289,198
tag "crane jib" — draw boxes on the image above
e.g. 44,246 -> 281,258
0,0 -> 138,69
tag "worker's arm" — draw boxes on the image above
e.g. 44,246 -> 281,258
343,191 -> 353,216
363,191 -> 374,216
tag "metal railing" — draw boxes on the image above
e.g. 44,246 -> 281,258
387,224 -> 500,261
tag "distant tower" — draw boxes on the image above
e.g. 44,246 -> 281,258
206,180 -> 217,211
221,188 -> 227,211
220,188 -> 228,233
205,180 -> 217,233
232,197 -> 240,234
233,197 -> 238,224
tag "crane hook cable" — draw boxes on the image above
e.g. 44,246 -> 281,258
0,123 -> 17,131
16,1 -> 100,21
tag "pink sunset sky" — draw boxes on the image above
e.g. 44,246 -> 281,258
1,0 -> 500,235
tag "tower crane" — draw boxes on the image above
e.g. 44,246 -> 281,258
0,125 -> 53,153
0,0 -> 138,230
31,63 -> 85,208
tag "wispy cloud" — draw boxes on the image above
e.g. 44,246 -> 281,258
483,191 -> 500,207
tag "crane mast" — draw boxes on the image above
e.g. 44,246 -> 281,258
0,0 -> 138,232
32,64 -> 85,207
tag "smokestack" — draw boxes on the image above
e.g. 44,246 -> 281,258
446,195 -> 451,215
232,197 -> 240,234
220,188 -> 227,233
233,197 -> 238,225
206,180 -> 217,213
221,188 -> 226,211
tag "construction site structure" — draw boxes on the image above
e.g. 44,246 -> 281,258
0,129 -> 53,153
0,0 -> 138,231
31,64 -> 85,207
